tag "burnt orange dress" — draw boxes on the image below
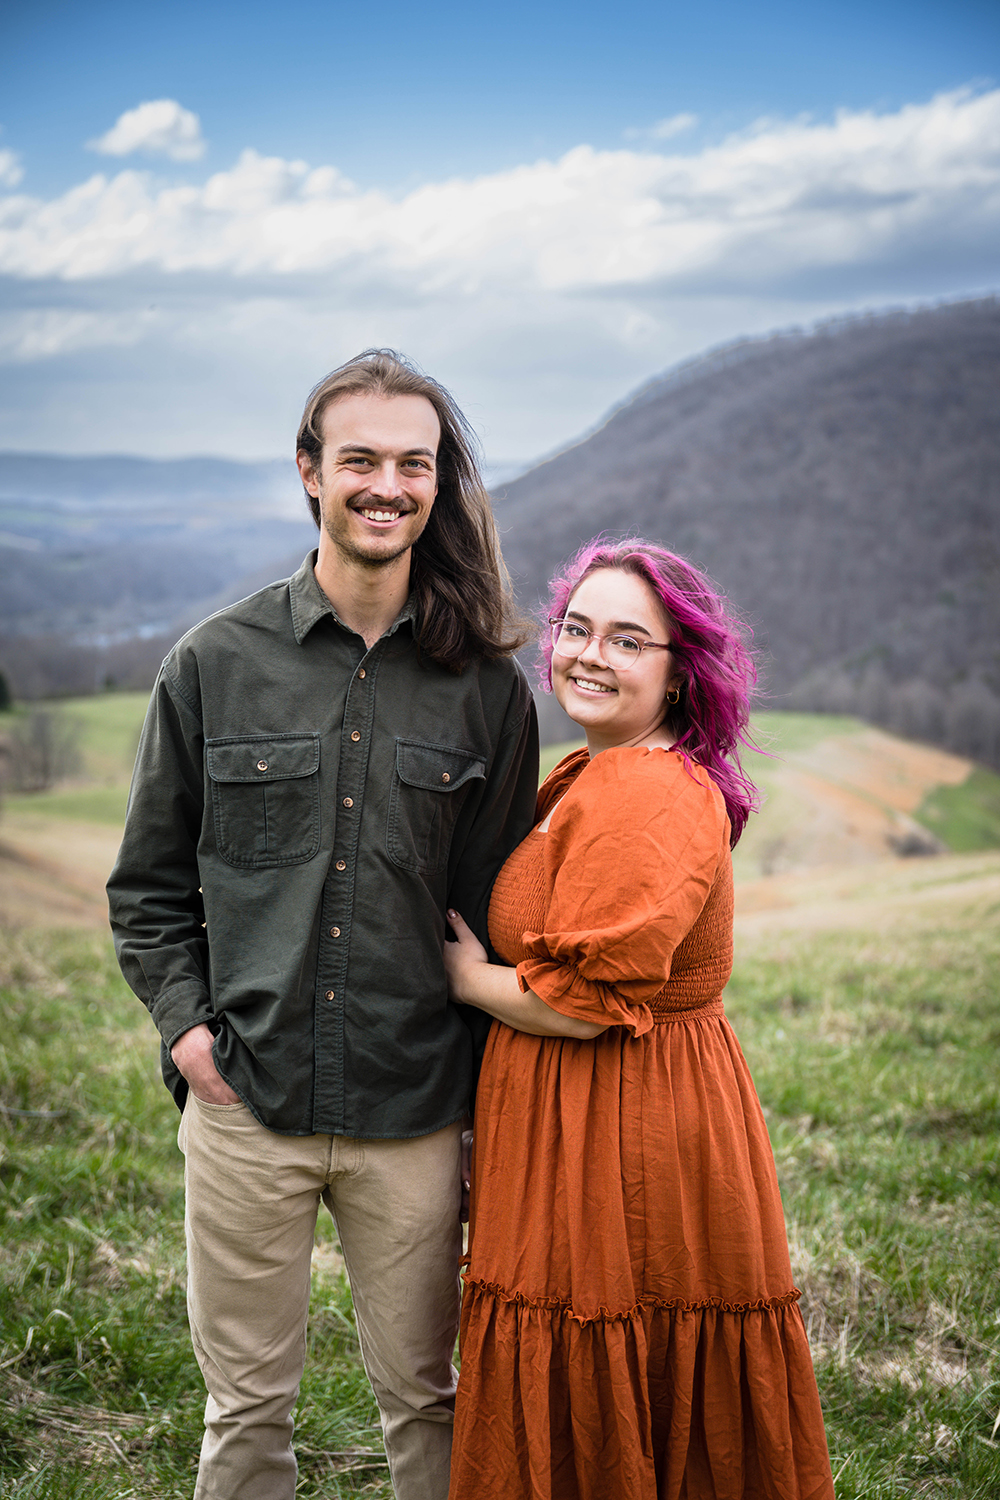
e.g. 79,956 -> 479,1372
449,746 -> 834,1500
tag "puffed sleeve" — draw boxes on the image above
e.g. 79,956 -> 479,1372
516,748 -> 730,1034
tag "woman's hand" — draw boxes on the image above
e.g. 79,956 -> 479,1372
443,909 -> 490,1004
443,908 -> 607,1040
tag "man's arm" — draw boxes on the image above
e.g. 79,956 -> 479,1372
446,665 -> 539,944
444,666 -> 539,1069
107,663 -> 233,1104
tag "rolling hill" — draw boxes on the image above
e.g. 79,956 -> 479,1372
497,298 -> 1000,762
1,299 -> 998,770
3,699 -> 999,931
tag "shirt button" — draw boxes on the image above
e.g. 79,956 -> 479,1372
441,772 -> 451,783
351,730 -> 361,742
358,668 -> 366,679
256,760 -> 268,772
329,926 -> 341,938
336,859 -> 347,871
324,990 -> 335,1002
342,797 -> 354,808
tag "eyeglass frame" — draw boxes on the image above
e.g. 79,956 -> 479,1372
548,618 -> 675,671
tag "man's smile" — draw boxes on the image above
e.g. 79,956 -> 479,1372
357,505 -> 407,523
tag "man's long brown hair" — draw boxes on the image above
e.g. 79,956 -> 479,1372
297,349 -> 527,672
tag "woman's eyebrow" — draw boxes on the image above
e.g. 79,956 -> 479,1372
566,608 -> 654,635
611,620 -> 653,635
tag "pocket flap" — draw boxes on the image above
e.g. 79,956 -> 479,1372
207,735 -> 320,784
394,739 -> 486,792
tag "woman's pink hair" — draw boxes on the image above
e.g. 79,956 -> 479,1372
539,536 -> 760,845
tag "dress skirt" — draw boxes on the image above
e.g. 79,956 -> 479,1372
451,1004 -> 833,1500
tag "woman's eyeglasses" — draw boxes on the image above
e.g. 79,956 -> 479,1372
549,619 -> 672,672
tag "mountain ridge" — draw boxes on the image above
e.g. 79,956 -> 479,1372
495,297 -> 1000,763
1,298 -> 998,766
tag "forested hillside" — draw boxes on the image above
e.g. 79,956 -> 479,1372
497,299 -> 1000,761
1,299 -> 998,766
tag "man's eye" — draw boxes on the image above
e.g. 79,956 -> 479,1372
611,636 -> 641,653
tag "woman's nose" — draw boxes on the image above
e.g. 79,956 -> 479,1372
578,632 -> 610,667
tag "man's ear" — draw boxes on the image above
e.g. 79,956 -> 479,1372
295,449 -> 319,496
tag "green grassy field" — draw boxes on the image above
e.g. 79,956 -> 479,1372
2,879 -> 999,1496
917,769 -> 1000,854
3,692 -> 149,784
2,692 -> 148,825
54,693 -> 152,785
3,698 -> 1000,1494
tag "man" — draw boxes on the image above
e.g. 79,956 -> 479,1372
107,349 -> 538,1500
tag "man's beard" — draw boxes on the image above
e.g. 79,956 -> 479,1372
324,508 -> 426,569
328,525 -> 414,569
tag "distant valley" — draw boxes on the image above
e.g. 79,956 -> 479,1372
1,298 -> 998,766
0,453 -> 314,695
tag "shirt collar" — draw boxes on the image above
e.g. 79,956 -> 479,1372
289,551 -> 417,645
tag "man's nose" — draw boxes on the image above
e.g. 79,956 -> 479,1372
368,461 -> 404,499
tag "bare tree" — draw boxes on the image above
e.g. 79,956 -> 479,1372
6,709 -> 83,793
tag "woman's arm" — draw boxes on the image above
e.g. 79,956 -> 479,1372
445,910 -> 607,1039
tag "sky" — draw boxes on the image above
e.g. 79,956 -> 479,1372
1,0 -> 998,472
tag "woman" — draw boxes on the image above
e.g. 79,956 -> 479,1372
444,539 -> 834,1499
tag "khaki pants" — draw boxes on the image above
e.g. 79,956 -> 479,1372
178,1096 -> 462,1500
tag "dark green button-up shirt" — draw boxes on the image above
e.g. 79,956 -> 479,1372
107,554 -> 538,1138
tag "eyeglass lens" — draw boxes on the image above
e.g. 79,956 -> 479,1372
551,622 -> 643,670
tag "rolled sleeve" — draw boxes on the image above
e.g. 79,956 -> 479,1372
514,748 -> 728,1033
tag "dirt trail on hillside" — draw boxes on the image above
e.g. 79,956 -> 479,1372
793,727 -> 970,812
735,850 -> 1000,944
0,814 -> 119,929
734,729 -> 972,882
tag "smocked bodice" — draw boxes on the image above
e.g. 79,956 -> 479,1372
489,819 -> 734,1019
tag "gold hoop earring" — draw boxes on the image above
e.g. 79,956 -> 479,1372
665,685 -> 681,706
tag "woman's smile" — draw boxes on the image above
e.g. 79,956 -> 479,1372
568,674 -> 617,696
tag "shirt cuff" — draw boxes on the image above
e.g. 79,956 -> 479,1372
149,983 -> 215,1050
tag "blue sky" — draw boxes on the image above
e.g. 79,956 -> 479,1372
1,0 -> 998,468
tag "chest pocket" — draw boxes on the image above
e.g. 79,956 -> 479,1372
387,738 -> 486,876
207,734 -> 321,869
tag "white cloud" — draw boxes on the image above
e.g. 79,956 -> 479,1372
3,88 -> 997,292
627,113 -> 699,141
0,149 -> 23,188
0,88 -> 997,460
87,99 -> 205,161
0,307 -> 159,361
